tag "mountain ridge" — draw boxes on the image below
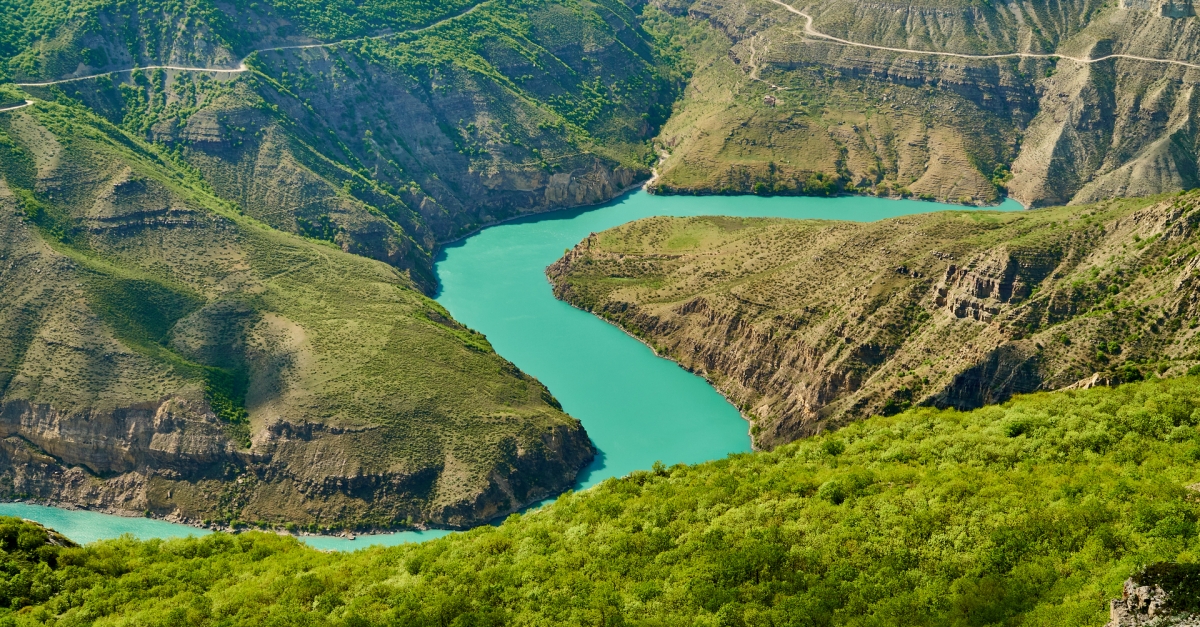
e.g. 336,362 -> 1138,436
549,192 -> 1200,447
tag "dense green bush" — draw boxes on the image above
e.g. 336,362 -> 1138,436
1134,562 -> 1200,614
0,518 -> 75,611
5,375 -> 1200,625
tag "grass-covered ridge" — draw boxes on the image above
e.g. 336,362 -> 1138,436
6,0 -> 685,290
4,375 -> 1200,625
0,94 -> 592,530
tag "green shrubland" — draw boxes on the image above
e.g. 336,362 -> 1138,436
4,375 -> 1200,625
0,519 -> 74,612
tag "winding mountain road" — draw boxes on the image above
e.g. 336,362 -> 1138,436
12,1 -> 485,88
768,0 -> 1200,71
10,0 -> 1199,92
0,99 -> 32,112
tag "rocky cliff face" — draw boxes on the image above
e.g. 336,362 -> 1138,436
549,193 -> 1200,448
0,396 -> 593,529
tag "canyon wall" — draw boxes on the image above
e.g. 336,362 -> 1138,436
652,0 -> 1200,207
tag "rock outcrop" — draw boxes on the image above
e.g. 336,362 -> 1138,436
0,396 -> 594,529
1108,564 -> 1200,627
1108,579 -> 1181,626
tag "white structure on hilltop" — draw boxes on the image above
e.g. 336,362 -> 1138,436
1120,0 -> 1195,17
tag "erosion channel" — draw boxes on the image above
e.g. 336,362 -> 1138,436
1,191 -> 1020,550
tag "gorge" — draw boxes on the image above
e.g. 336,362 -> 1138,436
5,0 -> 1200,621
0,190 -> 1014,547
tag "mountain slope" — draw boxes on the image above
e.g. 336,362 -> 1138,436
0,98 -> 592,530
6,374 -> 1200,625
647,0 -> 1200,207
6,0 -> 683,290
8,0 -> 1200,230
550,192 -> 1200,447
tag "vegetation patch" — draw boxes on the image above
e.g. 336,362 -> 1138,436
2,375 -> 1200,624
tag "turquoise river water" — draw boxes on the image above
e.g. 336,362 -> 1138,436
0,191 -> 1021,550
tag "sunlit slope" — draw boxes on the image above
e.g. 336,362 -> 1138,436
0,99 -> 593,530
6,375 -> 1200,625
3,0 -> 681,290
650,0 -> 1200,206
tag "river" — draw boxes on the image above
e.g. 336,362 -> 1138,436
0,191 -> 1022,549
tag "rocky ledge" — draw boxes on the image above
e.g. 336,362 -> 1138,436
1108,563 -> 1200,627
0,396 -> 593,532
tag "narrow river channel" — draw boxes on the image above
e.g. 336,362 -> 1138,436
0,192 -> 1021,550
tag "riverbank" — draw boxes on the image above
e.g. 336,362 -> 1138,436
6,191 -> 1018,549
0,501 -> 454,550
434,179 -> 650,250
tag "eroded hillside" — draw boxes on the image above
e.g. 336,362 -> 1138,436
550,192 -> 1200,447
648,0 -> 1200,207
5,0 -> 1200,243
0,99 -> 593,530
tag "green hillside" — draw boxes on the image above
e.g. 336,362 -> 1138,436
3,0 -> 685,290
2,374 -> 1200,624
0,95 -> 592,530
0,0 -> 693,530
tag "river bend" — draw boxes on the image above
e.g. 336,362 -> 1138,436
0,192 -> 1021,549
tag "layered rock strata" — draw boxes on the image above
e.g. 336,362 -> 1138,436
651,0 -> 1200,207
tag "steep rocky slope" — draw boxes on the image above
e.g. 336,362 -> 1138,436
647,0 -> 1200,207
550,192 -> 1200,448
0,99 -> 593,531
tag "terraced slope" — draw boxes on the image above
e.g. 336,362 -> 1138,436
550,192 -> 1200,448
0,99 -> 592,530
